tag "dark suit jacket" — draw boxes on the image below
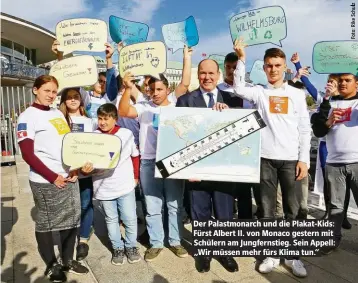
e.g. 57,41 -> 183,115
175,87 -> 242,191
176,87 -> 243,108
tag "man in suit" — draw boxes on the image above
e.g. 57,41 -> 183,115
176,59 -> 242,273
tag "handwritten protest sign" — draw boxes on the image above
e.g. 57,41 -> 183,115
109,15 -> 149,45
313,40 -> 358,74
208,54 -> 225,73
229,6 -> 287,47
49,55 -> 98,92
118,41 -> 166,79
62,132 -> 121,170
250,60 -> 268,85
162,16 -> 199,53
56,18 -> 107,54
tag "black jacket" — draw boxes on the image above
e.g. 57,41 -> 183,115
311,93 -> 358,137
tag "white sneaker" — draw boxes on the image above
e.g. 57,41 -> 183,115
258,257 -> 280,273
284,259 -> 307,277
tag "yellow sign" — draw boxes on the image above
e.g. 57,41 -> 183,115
56,18 -> 107,55
62,132 -> 122,170
119,41 -> 167,79
49,55 -> 98,92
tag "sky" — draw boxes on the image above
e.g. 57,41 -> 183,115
1,0 -> 354,91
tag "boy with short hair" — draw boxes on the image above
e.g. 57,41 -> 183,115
85,103 -> 141,265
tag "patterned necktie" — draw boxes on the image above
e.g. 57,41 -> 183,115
207,92 -> 214,108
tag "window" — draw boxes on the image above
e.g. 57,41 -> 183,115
13,42 -> 24,59
14,58 -> 23,64
1,38 -> 12,55
25,48 -> 31,64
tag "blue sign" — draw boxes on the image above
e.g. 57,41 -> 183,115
109,15 -> 149,45
162,16 -> 199,53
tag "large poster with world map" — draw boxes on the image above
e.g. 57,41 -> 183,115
155,107 -> 262,183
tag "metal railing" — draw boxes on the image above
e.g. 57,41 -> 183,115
1,86 -> 34,159
1,62 -> 49,80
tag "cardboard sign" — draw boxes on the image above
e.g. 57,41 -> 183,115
118,41 -> 167,79
109,15 -> 149,45
56,18 -> 107,54
49,55 -> 98,92
208,54 -> 225,73
250,60 -> 268,85
162,16 -> 199,53
230,6 -> 287,47
62,132 -> 121,170
313,41 -> 358,74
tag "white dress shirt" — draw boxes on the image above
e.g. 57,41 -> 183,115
200,87 -> 218,107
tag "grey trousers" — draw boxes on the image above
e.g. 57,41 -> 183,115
326,162 -> 358,239
276,176 -> 309,219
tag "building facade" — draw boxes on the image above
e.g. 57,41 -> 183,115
1,13 -> 57,163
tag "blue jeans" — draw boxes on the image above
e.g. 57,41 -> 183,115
140,159 -> 184,248
79,177 -> 94,240
100,190 -> 137,250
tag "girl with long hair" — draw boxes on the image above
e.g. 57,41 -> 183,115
59,88 -> 95,262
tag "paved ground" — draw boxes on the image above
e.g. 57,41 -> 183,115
2,159 -> 358,283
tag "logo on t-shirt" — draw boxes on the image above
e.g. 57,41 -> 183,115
269,96 -> 288,114
17,123 -> 27,138
152,114 -> 159,130
335,107 -> 352,124
71,123 -> 85,132
49,118 -> 71,135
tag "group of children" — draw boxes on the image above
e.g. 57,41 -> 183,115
17,37 -> 358,283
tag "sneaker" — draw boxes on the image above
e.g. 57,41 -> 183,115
45,263 -> 66,282
284,259 -> 307,278
169,245 -> 188,258
342,217 -> 352,229
258,257 -> 280,273
182,216 -> 191,226
63,260 -> 89,275
112,249 -> 125,265
125,247 -> 141,263
144,248 -> 163,262
76,242 -> 89,261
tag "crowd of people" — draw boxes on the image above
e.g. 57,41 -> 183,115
16,37 -> 358,282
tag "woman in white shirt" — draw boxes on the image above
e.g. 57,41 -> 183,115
59,88 -> 95,262
17,76 -> 88,282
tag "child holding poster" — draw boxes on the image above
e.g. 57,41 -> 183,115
59,88 -> 95,261
83,103 -> 141,265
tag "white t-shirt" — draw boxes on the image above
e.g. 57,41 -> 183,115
92,128 -> 139,200
326,99 -> 358,163
69,115 -> 94,179
168,92 -> 177,104
134,101 -> 175,160
217,82 -> 254,109
17,107 -> 71,183
234,61 -> 311,164
69,115 -> 95,133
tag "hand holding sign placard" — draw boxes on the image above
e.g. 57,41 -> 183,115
162,16 -> 199,53
250,60 -> 268,85
49,55 -> 98,92
56,18 -> 107,54
119,41 -> 167,79
230,6 -> 287,47
109,16 -> 149,45
62,132 -> 121,171
313,41 -> 358,74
